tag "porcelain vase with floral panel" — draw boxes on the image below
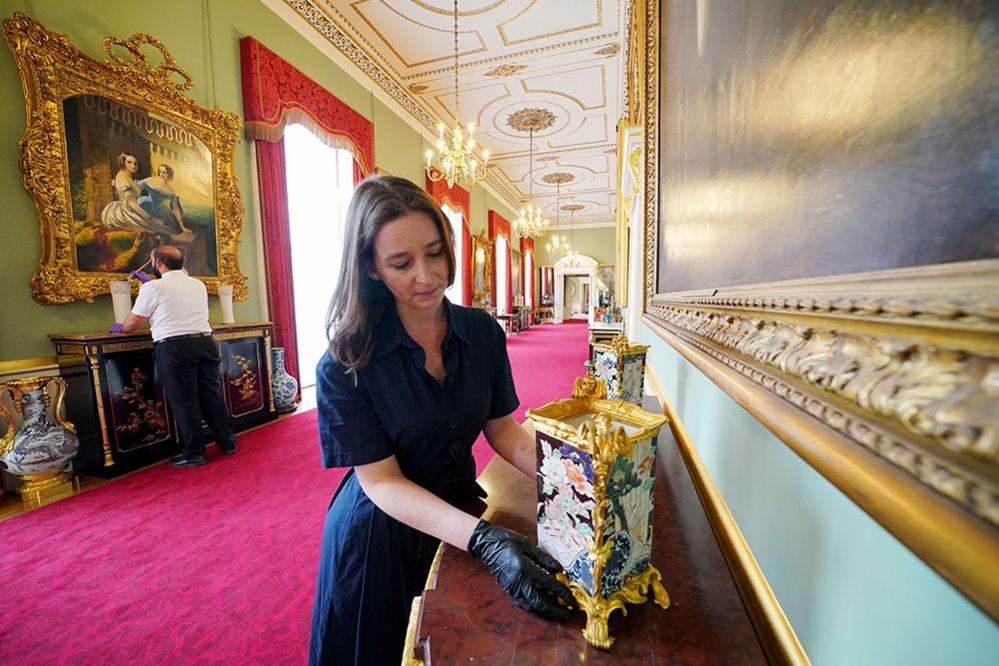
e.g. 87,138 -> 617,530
528,378 -> 669,650
592,335 -> 649,404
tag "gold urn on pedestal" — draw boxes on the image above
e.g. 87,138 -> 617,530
527,372 -> 670,649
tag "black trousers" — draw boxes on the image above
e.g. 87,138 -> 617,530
154,335 -> 236,458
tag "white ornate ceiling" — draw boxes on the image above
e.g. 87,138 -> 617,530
276,0 -> 626,228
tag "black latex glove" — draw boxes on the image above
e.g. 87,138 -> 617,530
467,519 -> 576,620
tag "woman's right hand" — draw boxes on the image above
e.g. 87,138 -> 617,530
467,519 -> 576,620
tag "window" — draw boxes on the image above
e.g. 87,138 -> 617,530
495,234 -> 509,314
442,204 -> 466,306
284,123 -> 355,388
524,250 -> 533,308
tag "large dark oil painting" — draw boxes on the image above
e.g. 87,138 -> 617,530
657,0 -> 999,294
64,94 -> 218,277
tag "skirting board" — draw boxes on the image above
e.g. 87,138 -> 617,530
645,366 -> 810,666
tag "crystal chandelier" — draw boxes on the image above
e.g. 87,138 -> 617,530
425,0 -> 488,188
546,231 -> 571,260
560,204 -> 584,263
543,173 -> 577,260
508,108 -> 556,239
516,203 -> 548,239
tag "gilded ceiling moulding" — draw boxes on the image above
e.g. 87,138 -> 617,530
505,107 -> 557,133
542,172 -> 576,185
483,63 -> 527,78
490,142 -> 617,161
412,32 -> 620,80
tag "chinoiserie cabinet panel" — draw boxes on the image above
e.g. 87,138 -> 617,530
216,332 -> 275,432
104,347 -> 173,453
50,323 -> 277,477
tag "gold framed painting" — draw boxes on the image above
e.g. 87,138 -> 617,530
631,0 -> 999,625
3,13 -> 247,304
471,230 -> 493,309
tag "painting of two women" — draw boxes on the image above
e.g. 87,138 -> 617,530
64,94 -> 218,276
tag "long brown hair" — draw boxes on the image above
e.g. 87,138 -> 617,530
326,175 -> 455,374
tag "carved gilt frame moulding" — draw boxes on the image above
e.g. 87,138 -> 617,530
633,0 -> 999,621
3,13 -> 247,304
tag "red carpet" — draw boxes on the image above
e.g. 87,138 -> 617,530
0,320 -> 588,665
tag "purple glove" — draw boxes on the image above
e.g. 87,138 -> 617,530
130,270 -> 153,283
108,323 -> 124,334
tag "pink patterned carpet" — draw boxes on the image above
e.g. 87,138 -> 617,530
0,320 -> 588,665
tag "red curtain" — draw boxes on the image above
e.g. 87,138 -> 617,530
520,236 -> 535,309
426,171 -> 472,306
240,37 -> 374,394
240,37 -> 374,172
254,141 -> 299,388
488,211 -> 513,314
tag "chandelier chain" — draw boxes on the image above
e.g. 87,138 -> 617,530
529,128 -> 533,197
453,0 -> 459,122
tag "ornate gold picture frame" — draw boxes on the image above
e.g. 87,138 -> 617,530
631,0 -> 999,622
471,230 -> 494,309
3,13 -> 247,304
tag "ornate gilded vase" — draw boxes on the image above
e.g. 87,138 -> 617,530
527,374 -> 670,650
270,347 -> 299,414
0,376 -> 79,501
592,335 -> 649,404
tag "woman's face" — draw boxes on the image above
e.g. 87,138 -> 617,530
369,210 -> 449,316
157,165 -> 170,180
124,155 -> 138,174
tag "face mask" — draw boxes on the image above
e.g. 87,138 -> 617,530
151,265 -> 162,278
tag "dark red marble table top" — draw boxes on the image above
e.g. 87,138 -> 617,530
408,425 -> 767,665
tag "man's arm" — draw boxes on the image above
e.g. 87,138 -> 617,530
120,312 -> 148,333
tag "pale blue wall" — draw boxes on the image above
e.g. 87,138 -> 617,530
639,327 -> 999,665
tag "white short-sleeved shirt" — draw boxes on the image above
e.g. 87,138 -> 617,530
131,269 -> 213,342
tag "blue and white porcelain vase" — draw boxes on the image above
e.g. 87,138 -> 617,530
270,347 -> 299,414
527,374 -> 669,650
0,376 -> 79,499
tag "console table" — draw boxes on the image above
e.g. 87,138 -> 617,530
404,410 -> 767,664
50,323 -> 277,476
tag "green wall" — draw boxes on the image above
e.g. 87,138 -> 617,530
534,226 -> 616,266
0,0 -> 517,361
640,329 -> 999,665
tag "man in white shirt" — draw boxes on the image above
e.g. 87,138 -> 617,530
112,245 -> 237,467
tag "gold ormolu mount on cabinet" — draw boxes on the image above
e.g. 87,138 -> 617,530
529,363 -> 670,649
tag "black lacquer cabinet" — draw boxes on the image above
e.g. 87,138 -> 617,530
50,323 -> 277,477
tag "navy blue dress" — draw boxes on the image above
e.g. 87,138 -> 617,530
308,301 -> 519,666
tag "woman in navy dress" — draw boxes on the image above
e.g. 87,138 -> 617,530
309,176 -> 575,665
